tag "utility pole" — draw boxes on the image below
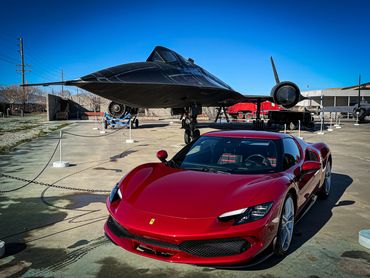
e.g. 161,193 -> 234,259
16,36 -> 31,113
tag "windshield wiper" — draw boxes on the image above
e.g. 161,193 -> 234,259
185,166 -> 230,174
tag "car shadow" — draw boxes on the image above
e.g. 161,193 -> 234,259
216,172 -> 353,270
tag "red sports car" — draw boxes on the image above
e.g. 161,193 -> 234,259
104,130 -> 332,266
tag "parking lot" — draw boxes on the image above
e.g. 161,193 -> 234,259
1,120 -> 370,277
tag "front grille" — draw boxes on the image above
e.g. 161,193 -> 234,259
106,216 -> 249,257
179,238 -> 250,257
107,216 -> 179,250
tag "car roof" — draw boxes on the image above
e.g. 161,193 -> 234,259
203,130 -> 291,140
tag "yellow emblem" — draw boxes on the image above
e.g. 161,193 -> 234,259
149,218 -> 155,225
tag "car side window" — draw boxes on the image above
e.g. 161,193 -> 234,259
305,149 -> 319,162
283,138 -> 301,170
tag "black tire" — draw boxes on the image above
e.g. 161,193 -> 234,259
306,121 -> 315,130
184,130 -> 191,144
318,161 -> 331,199
274,194 -> 295,256
357,108 -> 366,122
193,129 -> 200,140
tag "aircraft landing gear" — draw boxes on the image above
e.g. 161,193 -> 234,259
183,106 -> 201,144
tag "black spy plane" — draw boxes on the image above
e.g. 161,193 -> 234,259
25,46 -> 304,143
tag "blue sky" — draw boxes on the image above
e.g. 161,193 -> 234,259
0,0 -> 369,94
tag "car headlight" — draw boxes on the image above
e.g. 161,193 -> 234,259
218,202 -> 273,225
109,183 -> 123,203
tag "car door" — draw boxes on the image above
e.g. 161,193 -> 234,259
302,148 -> 322,194
282,138 -> 309,210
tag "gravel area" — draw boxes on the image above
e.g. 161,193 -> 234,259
0,113 -> 70,153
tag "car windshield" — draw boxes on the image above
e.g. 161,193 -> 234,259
171,136 -> 281,174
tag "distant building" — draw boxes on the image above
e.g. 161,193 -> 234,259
297,85 -> 370,116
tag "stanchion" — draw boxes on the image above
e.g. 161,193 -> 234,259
126,120 -> 135,143
298,120 -> 303,139
284,124 -> 287,134
317,117 -> 325,135
334,115 -> 339,127
53,130 -> 70,168
336,116 -> 342,129
327,115 -> 333,131
354,111 -> 360,126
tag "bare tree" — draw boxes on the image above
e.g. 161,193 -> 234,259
1,85 -> 21,108
58,89 -> 72,99
76,90 -> 102,112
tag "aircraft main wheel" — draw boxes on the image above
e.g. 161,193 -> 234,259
193,129 -> 200,140
306,121 -> 315,130
274,194 -> 295,256
289,122 -> 297,130
357,108 -> 366,122
318,161 -> 331,199
184,130 -> 191,144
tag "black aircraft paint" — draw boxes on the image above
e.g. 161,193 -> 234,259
24,46 -> 303,110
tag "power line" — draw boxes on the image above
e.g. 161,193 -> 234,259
0,52 -> 18,63
0,56 -> 16,65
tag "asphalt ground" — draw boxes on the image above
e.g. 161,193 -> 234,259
0,120 -> 370,277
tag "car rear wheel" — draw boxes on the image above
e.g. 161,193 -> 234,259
318,161 -> 331,199
274,195 -> 295,256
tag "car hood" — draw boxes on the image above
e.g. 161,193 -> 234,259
120,163 -> 283,219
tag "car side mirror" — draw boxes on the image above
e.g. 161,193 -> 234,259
157,150 -> 168,163
301,161 -> 321,174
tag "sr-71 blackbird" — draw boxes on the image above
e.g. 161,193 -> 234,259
25,46 -> 304,142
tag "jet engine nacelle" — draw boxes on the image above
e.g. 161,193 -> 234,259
108,102 -> 137,118
271,81 -> 301,109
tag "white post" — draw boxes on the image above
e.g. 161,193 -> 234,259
53,130 -> 69,167
284,124 -> 287,134
354,111 -> 360,126
336,116 -> 342,129
317,117 -> 325,135
126,118 -> 134,143
327,114 -> 333,131
59,130 -> 62,162
298,120 -> 302,139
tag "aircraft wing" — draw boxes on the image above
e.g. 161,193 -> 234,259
240,95 -> 273,103
24,79 -> 247,108
23,47 -> 302,109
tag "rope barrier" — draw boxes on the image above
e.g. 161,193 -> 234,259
0,173 -> 110,193
0,138 -> 60,193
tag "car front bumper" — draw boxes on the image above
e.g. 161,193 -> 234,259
104,199 -> 281,266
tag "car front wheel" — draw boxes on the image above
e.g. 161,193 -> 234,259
274,194 -> 295,256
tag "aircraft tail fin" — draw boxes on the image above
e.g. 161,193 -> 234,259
270,57 -> 280,84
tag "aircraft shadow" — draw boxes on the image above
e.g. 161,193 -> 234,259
138,123 -> 169,129
215,172 -> 353,271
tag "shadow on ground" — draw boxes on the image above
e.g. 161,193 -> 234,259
243,172 -> 354,270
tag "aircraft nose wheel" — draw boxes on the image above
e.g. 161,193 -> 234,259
184,129 -> 200,144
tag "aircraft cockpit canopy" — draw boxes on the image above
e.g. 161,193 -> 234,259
147,46 -> 191,66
